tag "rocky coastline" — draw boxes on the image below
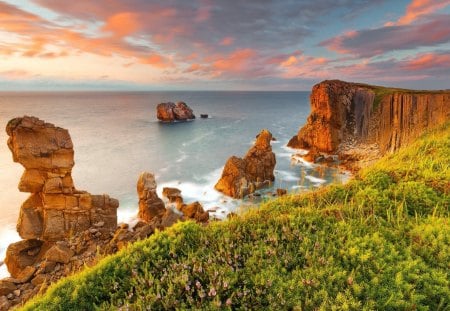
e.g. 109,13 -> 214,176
288,80 -> 450,171
0,116 -> 210,310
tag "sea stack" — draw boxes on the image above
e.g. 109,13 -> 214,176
215,129 -> 276,198
157,101 -> 195,122
5,116 -> 118,277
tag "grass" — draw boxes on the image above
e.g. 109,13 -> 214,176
22,123 -> 449,310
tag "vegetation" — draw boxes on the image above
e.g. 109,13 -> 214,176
23,123 -> 449,310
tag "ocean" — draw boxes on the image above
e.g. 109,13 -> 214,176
0,91 -> 349,277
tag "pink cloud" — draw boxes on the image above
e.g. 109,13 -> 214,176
220,36 -> 234,46
402,52 -> 450,70
387,0 -> 450,26
321,14 -> 450,57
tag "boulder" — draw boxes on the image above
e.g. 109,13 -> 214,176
215,129 -> 276,198
178,202 -> 209,223
157,102 -> 195,122
0,280 -> 16,296
4,239 -> 43,279
0,295 -> 11,311
162,187 -> 182,203
137,172 -> 166,222
276,188 -> 287,196
44,244 -> 74,264
6,116 -> 118,241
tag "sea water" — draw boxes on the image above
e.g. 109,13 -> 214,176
0,91 -> 349,277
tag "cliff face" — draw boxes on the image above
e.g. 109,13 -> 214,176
289,80 -> 450,160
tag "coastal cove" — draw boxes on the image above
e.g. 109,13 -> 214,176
0,91 -> 349,277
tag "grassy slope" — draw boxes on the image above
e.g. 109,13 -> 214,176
23,123 -> 449,310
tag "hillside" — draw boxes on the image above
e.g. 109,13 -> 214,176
22,123 -> 449,310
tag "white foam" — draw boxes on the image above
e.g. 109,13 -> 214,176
275,170 -> 300,182
0,226 -> 21,278
305,175 -> 326,184
291,155 -> 314,168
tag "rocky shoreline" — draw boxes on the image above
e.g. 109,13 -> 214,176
288,80 -> 450,171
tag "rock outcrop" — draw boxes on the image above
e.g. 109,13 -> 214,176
6,116 -> 119,243
157,102 -> 195,122
137,172 -> 166,222
288,80 -> 450,169
138,172 -> 209,224
215,129 -> 276,198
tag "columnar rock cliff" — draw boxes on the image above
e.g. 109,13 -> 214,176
288,80 -> 450,164
215,129 -> 276,198
6,116 -> 119,242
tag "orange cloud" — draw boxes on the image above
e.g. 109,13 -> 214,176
212,48 -> 256,73
102,12 -> 140,37
220,37 -> 234,46
387,0 -> 450,26
184,63 -> 202,73
403,52 -> 450,70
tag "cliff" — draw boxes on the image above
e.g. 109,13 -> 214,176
288,80 -> 450,167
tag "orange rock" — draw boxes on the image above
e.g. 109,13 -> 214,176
215,129 -> 276,198
137,172 -> 166,222
6,116 -> 119,241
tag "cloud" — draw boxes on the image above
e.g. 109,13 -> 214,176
388,0 -> 450,25
321,14 -> 450,57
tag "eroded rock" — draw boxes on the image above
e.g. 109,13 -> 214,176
215,129 -> 276,198
137,172 -> 165,222
157,102 -> 195,122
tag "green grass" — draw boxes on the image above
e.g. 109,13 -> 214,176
22,123 -> 450,310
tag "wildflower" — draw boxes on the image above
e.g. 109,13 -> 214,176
208,287 -> 217,296
226,298 -> 232,306
195,280 -> 202,289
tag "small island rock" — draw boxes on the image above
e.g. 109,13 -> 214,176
157,102 -> 195,122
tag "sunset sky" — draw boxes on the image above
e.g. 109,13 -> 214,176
1,0 -> 449,90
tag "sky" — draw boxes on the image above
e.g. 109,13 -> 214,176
0,0 -> 449,91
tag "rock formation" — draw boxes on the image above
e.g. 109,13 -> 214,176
137,172 -> 166,222
157,102 -> 195,122
288,80 -> 450,169
215,129 -> 276,198
138,172 -> 209,224
6,116 -> 118,243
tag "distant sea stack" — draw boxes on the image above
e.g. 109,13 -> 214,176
215,129 -> 276,198
157,102 -> 195,122
288,80 -> 450,168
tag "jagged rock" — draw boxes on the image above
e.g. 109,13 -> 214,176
276,188 -> 287,196
288,80 -> 450,169
159,208 -> 183,228
0,295 -> 11,311
137,172 -> 166,222
162,187 -> 182,203
0,280 -> 16,296
157,102 -> 195,122
14,266 -> 36,284
4,240 -> 44,279
215,129 -> 276,198
31,274 -> 48,286
178,202 -> 209,223
44,245 -> 74,264
6,116 -> 118,241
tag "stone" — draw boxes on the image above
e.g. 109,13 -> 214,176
200,114 -> 208,118
178,202 -> 209,223
215,129 -> 276,198
5,239 -> 43,279
162,187 -> 182,203
31,274 -> 48,286
6,116 -> 119,241
18,170 -> 45,193
44,244 -> 74,264
276,188 -> 287,196
159,208 -> 183,228
14,266 -> 36,283
13,289 -> 20,297
157,102 -> 195,122
0,295 -> 11,311
0,280 -> 16,296
137,172 -> 166,222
